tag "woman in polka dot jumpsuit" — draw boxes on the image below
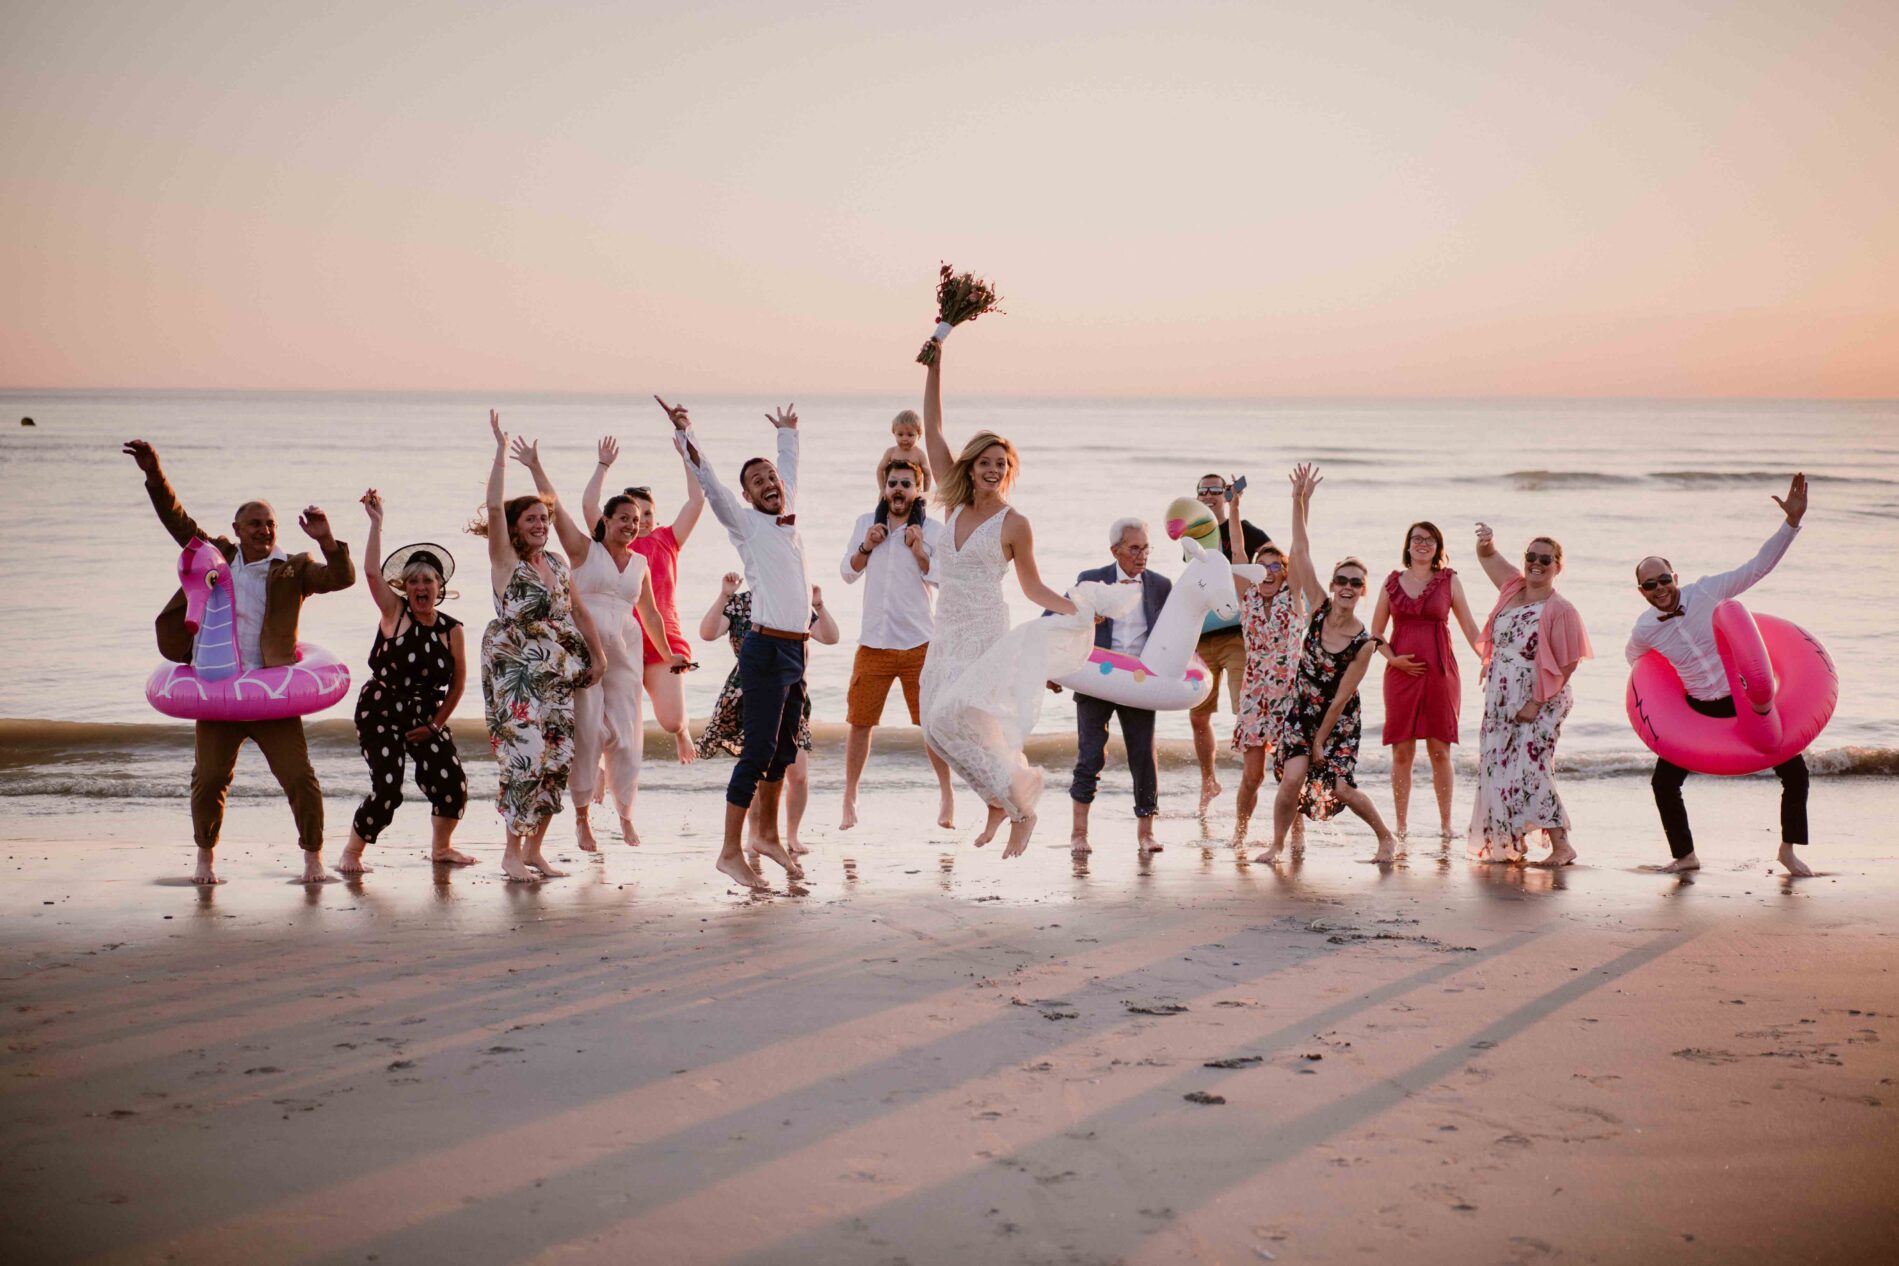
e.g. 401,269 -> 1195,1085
336,491 -> 471,872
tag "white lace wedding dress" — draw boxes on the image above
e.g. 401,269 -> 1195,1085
920,505 -> 1139,820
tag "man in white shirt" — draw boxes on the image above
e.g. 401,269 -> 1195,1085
1626,474 -> 1812,876
661,397 -> 810,892
1069,518 -> 1171,855
838,458 -> 956,831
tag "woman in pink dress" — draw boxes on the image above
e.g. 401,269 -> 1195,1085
585,435 -> 705,764
1369,522 -> 1482,839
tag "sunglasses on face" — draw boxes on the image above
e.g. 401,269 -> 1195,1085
1332,575 -> 1366,589
1196,485 -> 1226,496
1524,552 -> 1556,567
1639,574 -> 1676,591
1261,561 -> 1286,575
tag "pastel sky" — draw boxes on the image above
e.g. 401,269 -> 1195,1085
3,0 -> 1894,396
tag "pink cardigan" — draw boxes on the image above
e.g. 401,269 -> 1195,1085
1476,576 -> 1592,702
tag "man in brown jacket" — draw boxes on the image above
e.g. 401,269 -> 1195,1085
125,440 -> 356,885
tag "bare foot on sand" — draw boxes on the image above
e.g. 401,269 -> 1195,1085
1137,821 -> 1161,854
501,856 -> 538,882
1253,842 -> 1283,866
1071,832 -> 1092,856
938,791 -> 955,830
1657,853 -> 1700,873
840,799 -> 857,831
192,849 -> 224,886
974,803 -> 1007,848
431,848 -> 477,866
1369,834 -> 1402,865
787,838 -> 810,856
524,851 -> 568,878
575,813 -> 599,854
1003,813 -> 1037,858
1532,842 -> 1578,868
751,837 -> 804,880
674,730 -> 697,763
1199,778 -> 1222,815
301,854 -> 337,884
335,843 -> 372,874
1228,815 -> 1250,849
1778,842 -> 1813,877
716,852 -> 770,890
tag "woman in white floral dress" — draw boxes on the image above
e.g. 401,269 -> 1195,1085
1466,523 -> 1592,866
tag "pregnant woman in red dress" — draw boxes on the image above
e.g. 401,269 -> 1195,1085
1369,521 -> 1482,839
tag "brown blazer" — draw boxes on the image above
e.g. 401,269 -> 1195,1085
145,474 -> 356,666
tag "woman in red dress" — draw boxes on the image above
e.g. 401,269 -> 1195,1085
1370,522 -> 1482,839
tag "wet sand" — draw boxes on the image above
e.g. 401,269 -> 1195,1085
4,773 -> 1897,1264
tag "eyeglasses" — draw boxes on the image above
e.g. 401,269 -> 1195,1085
1409,535 -> 1436,546
1261,561 -> 1286,575
1121,545 -> 1151,555
1639,574 -> 1676,591
1196,485 -> 1226,496
1524,551 -> 1555,567
1331,575 -> 1366,588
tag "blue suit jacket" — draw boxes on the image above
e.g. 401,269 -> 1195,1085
1075,563 -> 1170,655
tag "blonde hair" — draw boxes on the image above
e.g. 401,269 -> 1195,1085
935,431 -> 1018,509
1528,535 -> 1564,563
1332,555 -> 1370,578
890,409 -> 922,436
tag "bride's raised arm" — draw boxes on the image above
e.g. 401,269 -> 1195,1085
922,347 -> 956,487
1001,512 -> 1077,615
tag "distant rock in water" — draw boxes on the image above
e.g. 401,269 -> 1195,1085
19,417 -> 34,427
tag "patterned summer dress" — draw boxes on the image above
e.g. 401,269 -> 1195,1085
1232,585 -> 1300,753
1272,601 -> 1378,820
699,590 -> 814,758
1467,600 -> 1571,862
481,555 -> 593,835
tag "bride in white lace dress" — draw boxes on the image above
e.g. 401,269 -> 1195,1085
918,342 -> 1130,857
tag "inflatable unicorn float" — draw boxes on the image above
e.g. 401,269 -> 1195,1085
144,537 -> 350,721
1050,497 -> 1265,709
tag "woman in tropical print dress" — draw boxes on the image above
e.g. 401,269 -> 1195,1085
1466,523 -> 1592,867
1261,464 -> 1403,866
698,573 -> 839,858
1225,476 -> 1307,849
472,411 -> 606,882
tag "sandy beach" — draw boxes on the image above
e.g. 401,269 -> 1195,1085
5,766 -> 1896,1265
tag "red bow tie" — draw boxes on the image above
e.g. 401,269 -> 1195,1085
1657,605 -> 1686,621
776,514 -> 795,527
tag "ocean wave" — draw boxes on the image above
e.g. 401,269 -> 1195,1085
1467,470 -> 1890,492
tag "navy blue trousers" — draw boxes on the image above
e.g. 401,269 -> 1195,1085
1071,693 -> 1159,817
727,631 -> 807,809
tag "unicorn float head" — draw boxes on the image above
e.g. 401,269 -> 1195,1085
1051,534 -> 1265,710
144,538 -> 350,720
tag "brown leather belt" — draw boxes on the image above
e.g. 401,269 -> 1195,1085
755,624 -> 809,642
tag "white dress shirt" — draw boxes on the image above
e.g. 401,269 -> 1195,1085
1110,565 -> 1152,658
678,426 -> 811,635
839,512 -> 940,650
233,547 -> 287,670
1625,521 -> 1800,700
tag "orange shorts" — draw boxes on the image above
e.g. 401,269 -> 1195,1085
846,644 -> 928,727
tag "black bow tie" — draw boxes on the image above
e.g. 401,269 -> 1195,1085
1657,605 -> 1686,622
776,514 -> 795,527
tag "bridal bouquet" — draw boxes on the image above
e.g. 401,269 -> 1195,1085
915,263 -> 1004,365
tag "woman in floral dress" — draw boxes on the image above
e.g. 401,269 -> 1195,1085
472,411 -> 606,882
1225,478 -> 1307,848
1261,464 -> 1403,865
1466,523 -> 1592,866
698,573 -> 839,857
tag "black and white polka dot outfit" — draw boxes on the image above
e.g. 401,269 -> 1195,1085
351,607 -> 467,841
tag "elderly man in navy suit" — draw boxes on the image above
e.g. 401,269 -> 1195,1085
1070,517 -> 1170,856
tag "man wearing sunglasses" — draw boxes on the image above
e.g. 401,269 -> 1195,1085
1626,474 -> 1811,876
1190,473 -> 1271,814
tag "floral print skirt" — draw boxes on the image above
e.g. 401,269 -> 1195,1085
1468,603 -> 1570,862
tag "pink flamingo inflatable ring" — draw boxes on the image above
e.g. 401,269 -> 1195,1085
144,538 -> 350,721
1626,599 -> 1836,777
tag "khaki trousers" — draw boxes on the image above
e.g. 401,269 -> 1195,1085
191,718 -> 324,852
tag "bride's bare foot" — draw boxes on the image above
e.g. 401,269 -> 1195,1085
431,847 -> 477,866
335,842 -> 372,874
575,813 -> 599,854
1003,813 -> 1037,858
1778,842 -> 1813,877
618,815 -> 640,847
674,729 -> 697,764
974,804 -> 1007,848
715,852 -> 770,890
524,850 -> 568,878
751,836 -> 804,880
840,799 -> 857,831
938,791 -> 955,830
